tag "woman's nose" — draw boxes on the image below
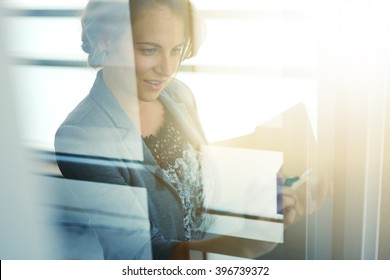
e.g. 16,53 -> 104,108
155,54 -> 176,77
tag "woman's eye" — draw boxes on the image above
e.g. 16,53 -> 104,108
140,48 -> 157,56
171,47 -> 183,56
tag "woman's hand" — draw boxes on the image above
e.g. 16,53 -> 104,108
282,186 -> 304,227
281,171 -> 333,227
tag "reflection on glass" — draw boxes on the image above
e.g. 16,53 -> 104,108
2,0 -> 349,260
51,0 -> 295,259
39,176 -> 152,260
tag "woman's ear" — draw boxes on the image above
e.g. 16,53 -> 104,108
98,40 -> 110,53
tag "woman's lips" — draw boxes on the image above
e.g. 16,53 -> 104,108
144,80 -> 165,91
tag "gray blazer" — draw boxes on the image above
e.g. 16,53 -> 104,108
55,70 -> 207,259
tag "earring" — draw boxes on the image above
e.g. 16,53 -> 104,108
101,50 -> 109,66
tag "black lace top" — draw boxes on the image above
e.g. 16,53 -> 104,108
143,111 -> 209,240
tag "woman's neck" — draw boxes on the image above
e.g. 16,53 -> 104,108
102,68 -> 165,137
138,99 -> 165,138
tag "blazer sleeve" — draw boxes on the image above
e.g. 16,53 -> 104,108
55,125 -> 131,185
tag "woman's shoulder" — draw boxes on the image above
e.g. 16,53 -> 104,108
59,71 -> 120,128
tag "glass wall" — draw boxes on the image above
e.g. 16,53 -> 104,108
1,0 -> 389,260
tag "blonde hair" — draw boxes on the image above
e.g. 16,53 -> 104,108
81,0 -> 205,68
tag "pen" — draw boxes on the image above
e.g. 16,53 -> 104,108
283,168 -> 313,187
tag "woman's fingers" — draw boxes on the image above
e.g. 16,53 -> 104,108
282,194 -> 296,209
283,206 -> 297,225
281,171 -> 334,227
282,186 -> 304,224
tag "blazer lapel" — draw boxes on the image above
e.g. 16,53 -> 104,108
159,93 -> 206,148
90,72 -> 205,192
90,71 -> 173,188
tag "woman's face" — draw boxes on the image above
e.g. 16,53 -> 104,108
131,4 -> 186,102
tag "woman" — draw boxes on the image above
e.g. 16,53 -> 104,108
55,0 -> 302,259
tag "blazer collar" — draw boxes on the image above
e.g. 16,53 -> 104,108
87,71 -> 173,189
90,70 -> 137,131
159,87 -> 206,148
90,70 -> 205,147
